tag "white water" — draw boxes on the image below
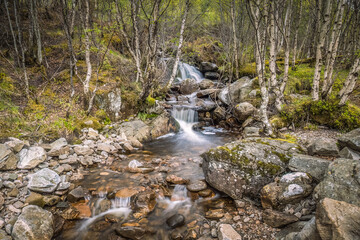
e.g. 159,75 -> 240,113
172,107 -> 206,142
177,62 -> 204,83
128,160 -> 143,168
157,185 -> 192,216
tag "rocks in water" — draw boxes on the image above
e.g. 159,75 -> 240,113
48,138 -> 69,157
338,128 -> 360,151
205,209 -> 225,219
316,198 -> 360,240
234,102 -> 255,121
288,154 -> 330,182
200,62 -> 218,72
339,147 -> 360,160
166,175 -> 188,185
12,205 -> 53,240
166,214 -> 185,228
202,138 -> 299,200
149,112 -> 178,139
67,186 -> 86,203
262,209 -> 298,228
74,145 -> 94,156
115,226 -> 146,240
0,144 -> 18,170
196,89 -> 219,98
313,158 -> 360,207
179,78 -> 200,94
205,72 -> 220,80
199,79 -> 215,89
195,98 -> 216,112
187,180 -> 207,192
307,138 -> 338,156
218,224 -> 242,240
219,77 -> 255,105
17,146 -> 47,169
28,168 -> 61,193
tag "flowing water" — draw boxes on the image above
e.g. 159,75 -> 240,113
176,62 -> 204,83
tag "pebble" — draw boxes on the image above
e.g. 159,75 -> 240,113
3,181 -> 15,189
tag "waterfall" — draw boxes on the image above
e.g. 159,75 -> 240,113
171,107 -> 204,142
177,62 -> 204,83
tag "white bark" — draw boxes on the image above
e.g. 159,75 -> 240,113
339,57 -> 360,105
83,0 -> 91,98
312,0 -> 332,100
167,0 -> 190,88
231,0 -> 239,79
30,0 -> 43,64
269,0 -> 279,111
292,0 -> 302,68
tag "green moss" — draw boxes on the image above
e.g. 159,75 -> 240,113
146,96 -> 156,107
271,150 -> 290,163
257,161 -> 282,176
78,117 -> 102,130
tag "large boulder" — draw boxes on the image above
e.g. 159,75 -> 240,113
118,121 -> 151,142
179,78 -> 199,94
316,198 -> 360,240
205,72 -> 220,80
219,77 -> 254,105
12,205 -> 54,240
0,144 -> 18,170
28,168 -> 61,193
199,79 -> 215,89
200,62 -> 218,72
339,147 -> 360,160
338,128 -> 360,151
17,147 -> 47,169
234,102 -> 255,121
202,138 -> 301,200
96,88 -> 122,118
313,158 -> 360,207
288,154 -> 331,182
148,112 -> 178,139
307,138 -> 339,157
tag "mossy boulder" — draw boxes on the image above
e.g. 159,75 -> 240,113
201,138 -> 302,200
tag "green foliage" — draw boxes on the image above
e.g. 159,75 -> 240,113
280,98 -> 360,131
95,109 -> 112,125
146,96 -> 156,106
238,63 -> 257,78
137,112 -> 159,121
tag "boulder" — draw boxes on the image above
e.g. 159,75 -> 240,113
219,77 -> 254,105
68,186 -> 87,203
196,89 -> 219,98
313,158 -> 360,207
316,198 -> 360,240
213,107 -> 227,122
17,147 -> 47,169
166,214 -> 185,228
199,79 -> 215,89
200,62 -> 218,72
218,224 -> 242,240
205,72 -> 220,80
282,217 -> 320,240
263,209 -> 299,228
115,226 -> 146,240
195,98 -> 216,112
96,88 -> 122,118
149,112 -> 178,139
0,144 -> 18,170
234,102 -> 255,121
307,138 -> 339,157
179,78 -> 199,94
119,120 -> 151,142
202,138 -> 301,200
187,180 -> 207,192
97,143 -> 116,153
4,137 -> 25,152
12,205 -> 54,240
288,154 -> 330,182
28,168 -> 61,193
339,147 -> 360,160
74,145 -> 94,156
243,127 -> 260,138
48,138 -> 70,157
338,128 -> 360,151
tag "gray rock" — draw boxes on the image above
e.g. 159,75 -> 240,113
4,138 -> 25,152
28,168 -> 61,193
316,198 -> 360,240
68,186 -> 86,203
48,138 -> 69,157
196,89 -> 220,98
17,147 -> 47,169
284,217 -> 320,240
12,205 -> 53,240
74,145 -> 94,156
195,98 -> 216,112
200,62 -> 218,72
263,209 -> 299,228
313,158 -> 360,207
205,72 -> 220,80
187,180 -> 207,192
166,214 -> 185,228
0,229 -> 11,240
97,143 -> 116,153
199,79 -> 215,89
339,147 -> 360,160
243,127 -> 259,138
115,226 -> 146,240
0,144 -> 18,170
307,138 -> 338,156
202,138 -> 300,200
213,107 -> 227,122
179,78 -> 200,94
96,88 -> 122,118
234,102 -> 255,121
219,77 -> 254,105
338,128 -> 360,151
218,224 -> 242,240
288,154 -> 331,182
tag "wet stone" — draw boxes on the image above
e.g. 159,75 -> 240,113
206,209 -> 225,219
198,189 -> 213,197
115,226 -> 146,240
187,180 -> 207,192
166,214 -> 185,228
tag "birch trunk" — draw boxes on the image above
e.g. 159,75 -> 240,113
83,0 -> 92,101
292,0 -> 302,69
312,0 -> 331,100
4,0 -> 20,67
322,0 -> 346,98
131,0 -> 143,83
338,57 -> 360,105
30,0 -> 43,64
231,0 -> 239,79
167,0 -> 190,88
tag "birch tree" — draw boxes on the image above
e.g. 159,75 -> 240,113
29,0 -> 43,65
338,56 -> 360,106
167,0 -> 190,88
230,0 -> 239,79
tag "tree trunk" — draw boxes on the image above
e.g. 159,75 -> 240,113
312,0 -> 331,100
292,0 -> 302,69
322,0 -> 346,99
4,0 -> 20,68
167,0 -> 190,88
231,0 -> 239,79
30,0 -> 43,65
338,57 -> 360,106
81,0 -> 92,107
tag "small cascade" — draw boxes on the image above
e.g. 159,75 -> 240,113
177,62 -> 204,83
172,107 -> 204,142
